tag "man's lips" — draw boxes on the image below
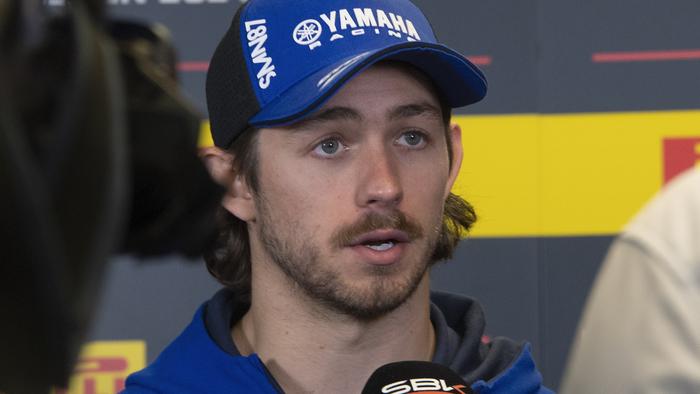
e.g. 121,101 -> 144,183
343,229 -> 413,266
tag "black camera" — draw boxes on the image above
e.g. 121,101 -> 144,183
0,1 -> 223,392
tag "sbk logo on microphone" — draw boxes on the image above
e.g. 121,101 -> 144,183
381,378 -> 470,394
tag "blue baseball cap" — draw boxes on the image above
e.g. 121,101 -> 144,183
206,0 -> 487,149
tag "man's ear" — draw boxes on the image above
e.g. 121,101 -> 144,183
444,123 -> 464,198
200,146 -> 256,222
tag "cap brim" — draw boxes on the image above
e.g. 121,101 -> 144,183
249,42 -> 487,127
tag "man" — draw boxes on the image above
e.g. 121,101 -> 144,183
126,0 -> 550,392
562,168 -> 700,393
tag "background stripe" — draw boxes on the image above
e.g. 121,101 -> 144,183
454,110 -> 700,236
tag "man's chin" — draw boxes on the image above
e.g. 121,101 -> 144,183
314,272 -> 428,321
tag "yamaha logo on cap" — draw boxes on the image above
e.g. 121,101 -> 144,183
293,19 -> 324,49
290,8 -> 423,52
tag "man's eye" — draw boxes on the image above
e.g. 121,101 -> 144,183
313,138 -> 346,157
397,131 -> 426,148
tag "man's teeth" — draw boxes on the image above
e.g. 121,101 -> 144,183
366,241 -> 394,251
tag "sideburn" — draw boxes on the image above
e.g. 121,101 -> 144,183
430,193 -> 477,263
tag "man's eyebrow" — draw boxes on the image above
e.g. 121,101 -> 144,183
291,106 -> 362,130
388,102 -> 443,122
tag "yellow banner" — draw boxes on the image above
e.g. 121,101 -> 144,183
199,110 -> 700,237
454,110 -> 700,236
53,341 -> 146,394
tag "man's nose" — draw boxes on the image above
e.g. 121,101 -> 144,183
355,144 -> 403,208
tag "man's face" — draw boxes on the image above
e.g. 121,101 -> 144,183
250,63 -> 460,319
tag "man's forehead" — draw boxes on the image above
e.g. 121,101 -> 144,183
280,101 -> 443,134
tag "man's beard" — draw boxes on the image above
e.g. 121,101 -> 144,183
256,195 -> 439,321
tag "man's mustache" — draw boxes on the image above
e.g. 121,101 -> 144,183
331,211 -> 424,248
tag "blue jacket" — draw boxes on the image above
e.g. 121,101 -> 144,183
125,290 -> 553,393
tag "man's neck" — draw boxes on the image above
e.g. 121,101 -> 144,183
232,269 -> 435,394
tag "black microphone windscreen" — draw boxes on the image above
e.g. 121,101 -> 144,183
361,361 -> 473,394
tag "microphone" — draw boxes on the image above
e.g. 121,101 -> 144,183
362,361 -> 474,394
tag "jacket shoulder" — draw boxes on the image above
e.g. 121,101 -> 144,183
123,304 -> 278,394
472,344 -> 554,394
